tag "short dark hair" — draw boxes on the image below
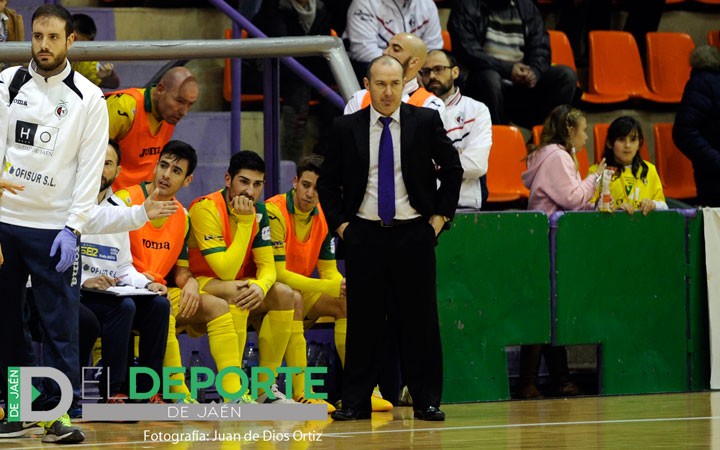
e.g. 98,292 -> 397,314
72,13 -> 97,40
296,154 -> 323,178
428,49 -> 458,68
228,150 -> 265,179
366,54 -> 403,80
32,4 -> 74,38
108,139 -> 121,165
159,140 -> 198,176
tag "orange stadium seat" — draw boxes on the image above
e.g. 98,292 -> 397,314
593,123 -> 651,163
653,123 -> 697,199
486,125 -> 530,203
583,31 -> 668,104
709,31 -> 720,48
532,124 -> 590,176
645,32 -> 694,103
441,30 -> 452,51
548,30 -> 576,72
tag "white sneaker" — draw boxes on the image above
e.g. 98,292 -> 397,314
256,384 -> 296,404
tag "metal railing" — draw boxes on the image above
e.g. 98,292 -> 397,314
0,37 -> 358,195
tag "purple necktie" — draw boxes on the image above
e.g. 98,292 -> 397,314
378,116 -> 395,224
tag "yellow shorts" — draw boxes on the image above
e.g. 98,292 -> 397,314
301,290 -> 323,318
167,287 -> 206,338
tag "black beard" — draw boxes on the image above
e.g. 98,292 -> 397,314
426,81 -> 452,98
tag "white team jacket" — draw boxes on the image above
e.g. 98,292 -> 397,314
345,0 -> 444,63
80,190 -> 151,289
0,61 -> 109,232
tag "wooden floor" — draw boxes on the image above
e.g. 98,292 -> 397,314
5,392 -> 720,449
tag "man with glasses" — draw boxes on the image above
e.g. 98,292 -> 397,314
344,32 -> 443,115
421,49 -> 492,210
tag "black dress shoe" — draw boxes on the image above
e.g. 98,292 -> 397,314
331,408 -> 371,421
413,406 -> 445,421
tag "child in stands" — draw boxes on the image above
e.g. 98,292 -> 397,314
589,116 -> 667,215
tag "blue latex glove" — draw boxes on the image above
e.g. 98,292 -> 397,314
50,227 -> 79,272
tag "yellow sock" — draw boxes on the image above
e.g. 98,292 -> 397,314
207,312 -> 242,400
284,320 -> 307,397
92,338 -> 102,366
334,318 -> 347,367
229,305 -> 249,361
163,314 -> 191,397
134,335 -> 140,360
257,309 -> 293,386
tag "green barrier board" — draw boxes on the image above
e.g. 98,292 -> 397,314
437,212 -> 551,402
687,211 -> 709,391
554,211 -> 688,395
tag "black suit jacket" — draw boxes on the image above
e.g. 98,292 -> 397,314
318,103 -> 463,233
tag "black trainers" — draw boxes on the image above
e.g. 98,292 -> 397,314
41,413 -> 85,444
0,420 -> 43,438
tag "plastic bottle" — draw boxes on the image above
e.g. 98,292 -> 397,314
243,343 -> 259,377
188,350 -> 207,403
597,169 -> 615,213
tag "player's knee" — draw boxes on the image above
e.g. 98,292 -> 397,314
273,283 -> 295,310
204,294 -> 230,319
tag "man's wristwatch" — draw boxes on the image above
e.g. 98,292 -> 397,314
65,226 -> 81,237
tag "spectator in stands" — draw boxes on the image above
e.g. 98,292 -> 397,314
253,0 -> 334,163
447,0 -> 576,128
673,45 -> 720,207
0,0 -> 23,42
520,104 -> 605,399
589,116 -> 667,215
71,13 -> 119,89
344,0 -> 443,81
106,66 -> 198,190
421,49 -> 492,209
345,32 -> 444,115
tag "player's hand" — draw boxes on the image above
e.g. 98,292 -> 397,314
339,278 -> 346,299
97,63 -> 114,78
229,195 -> 255,217
0,243 -> 3,267
0,180 -> 24,196
235,283 -> 265,311
639,198 -> 656,216
147,282 -> 167,295
177,277 -> 200,318
336,222 -> 349,240
83,275 -> 116,290
144,188 -> 178,220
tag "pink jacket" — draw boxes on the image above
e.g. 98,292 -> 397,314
521,144 -> 598,215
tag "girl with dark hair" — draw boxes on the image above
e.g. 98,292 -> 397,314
589,116 -> 667,215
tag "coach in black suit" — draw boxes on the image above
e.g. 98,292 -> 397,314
318,55 -> 463,421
